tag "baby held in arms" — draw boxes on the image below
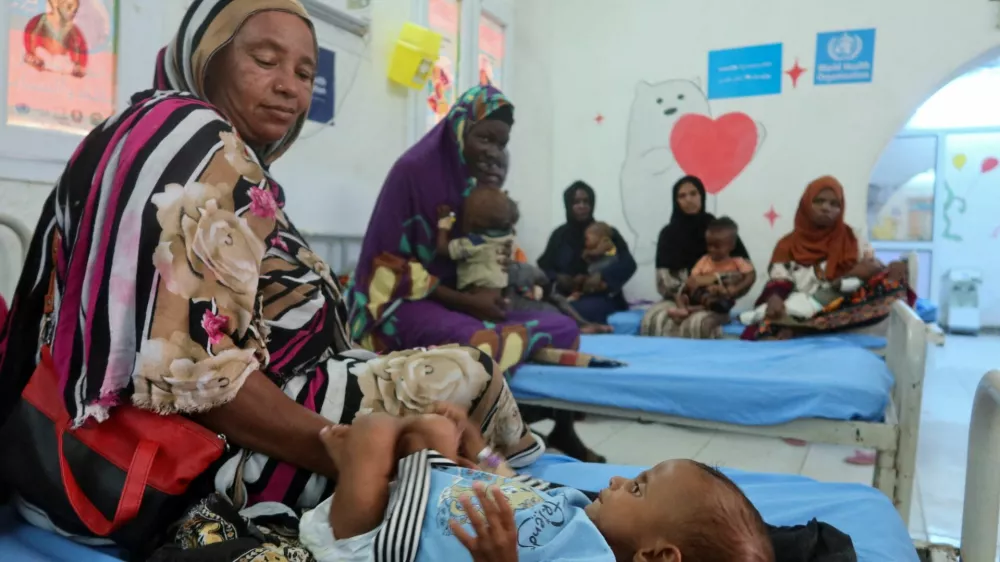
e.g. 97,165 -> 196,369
437,185 -> 515,307
299,405 -> 775,562
567,222 -> 618,301
670,217 -> 755,321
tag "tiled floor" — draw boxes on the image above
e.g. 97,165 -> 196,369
532,334 -> 999,547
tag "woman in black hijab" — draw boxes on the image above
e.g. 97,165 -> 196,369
538,181 -> 637,323
641,176 -> 753,338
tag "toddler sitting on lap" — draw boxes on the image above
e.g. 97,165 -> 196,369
567,222 -> 618,301
300,405 -> 775,562
437,185 -> 514,306
671,217 -> 755,321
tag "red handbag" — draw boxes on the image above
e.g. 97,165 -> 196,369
0,233 -> 226,552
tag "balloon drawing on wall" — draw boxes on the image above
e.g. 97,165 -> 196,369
943,153 -> 999,242
620,79 -> 766,264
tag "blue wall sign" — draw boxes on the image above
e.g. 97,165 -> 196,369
814,29 -> 876,85
308,47 -> 336,124
707,43 -> 783,100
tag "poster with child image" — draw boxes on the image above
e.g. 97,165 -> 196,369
7,0 -> 117,135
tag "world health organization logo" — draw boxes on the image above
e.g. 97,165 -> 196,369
827,32 -> 864,62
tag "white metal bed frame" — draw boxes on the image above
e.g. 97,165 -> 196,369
519,300 -> 928,527
0,213 -> 32,299
914,369 -> 1000,562
303,232 -> 364,277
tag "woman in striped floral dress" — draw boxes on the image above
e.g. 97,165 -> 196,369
0,1 -> 542,553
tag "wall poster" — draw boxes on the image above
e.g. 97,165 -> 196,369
426,0 -> 458,131
7,0 -> 118,135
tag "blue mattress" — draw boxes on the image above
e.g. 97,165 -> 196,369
607,309 -> 887,349
914,298 -> 937,324
0,506 -> 123,561
524,455 -> 917,562
512,334 -> 893,424
2,460 -> 916,562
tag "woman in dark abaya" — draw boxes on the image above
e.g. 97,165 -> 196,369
538,181 -> 637,324
641,175 -> 753,338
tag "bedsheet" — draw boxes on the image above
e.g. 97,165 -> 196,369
523,455 -> 918,562
512,334 -> 893,424
608,309 -> 888,348
0,505 -> 123,561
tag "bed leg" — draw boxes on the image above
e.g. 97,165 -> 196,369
960,370 -> 1000,562
873,449 -> 898,510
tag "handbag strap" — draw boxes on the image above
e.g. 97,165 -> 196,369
58,430 -> 159,535
39,230 -> 159,536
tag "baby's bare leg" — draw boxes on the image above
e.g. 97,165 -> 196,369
324,414 -> 403,539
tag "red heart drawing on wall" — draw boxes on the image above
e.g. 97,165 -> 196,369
670,112 -> 759,195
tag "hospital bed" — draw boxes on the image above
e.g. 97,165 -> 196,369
0,359 -> 983,562
608,307 -> 893,350
513,300 -> 928,527
7,366 -> 1000,561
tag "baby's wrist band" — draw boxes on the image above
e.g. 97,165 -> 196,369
476,446 -> 503,470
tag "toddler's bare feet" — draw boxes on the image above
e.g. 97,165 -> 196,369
580,323 -> 612,334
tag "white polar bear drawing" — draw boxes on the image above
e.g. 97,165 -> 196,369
620,79 -> 766,265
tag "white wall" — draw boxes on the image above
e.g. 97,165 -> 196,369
504,0 -> 554,260
509,0 -> 1000,301
273,0 -> 415,237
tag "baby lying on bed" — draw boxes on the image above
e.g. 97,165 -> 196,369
300,407 -> 775,562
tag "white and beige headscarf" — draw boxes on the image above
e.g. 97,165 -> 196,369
153,0 -> 317,164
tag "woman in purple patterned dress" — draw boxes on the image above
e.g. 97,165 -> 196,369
347,86 -> 604,461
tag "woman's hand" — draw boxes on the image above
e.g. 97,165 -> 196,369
765,295 -> 786,320
854,258 -> 884,281
497,241 -> 513,273
463,290 -> 507,322
450,484 -> 518,562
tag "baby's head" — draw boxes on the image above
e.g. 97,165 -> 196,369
463,186 -> 514,234
508,195 -> 521,230
585,222 -> 614,252
705,217 -> 739,263
585,460 -> 774,562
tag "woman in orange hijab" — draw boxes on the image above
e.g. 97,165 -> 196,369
741,176 -> 913,340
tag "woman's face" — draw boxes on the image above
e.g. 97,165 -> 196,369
676,182 -> 702,215
810,187 -> 843,228
464,119 -> 510,187
205,11 -> 316,149
571,188 -> 593,223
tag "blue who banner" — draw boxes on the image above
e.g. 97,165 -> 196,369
707,43 -> 783,100
814,29 -> 876,86
308,47 -> 336,124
